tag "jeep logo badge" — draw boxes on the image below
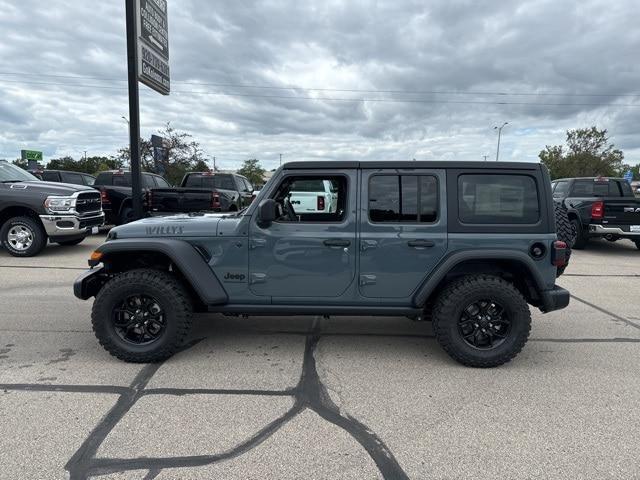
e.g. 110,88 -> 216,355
223,272 -> 246,282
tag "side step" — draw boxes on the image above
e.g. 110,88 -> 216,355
208,304 -> 422,317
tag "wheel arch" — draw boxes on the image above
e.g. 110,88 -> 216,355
413,250 -> 548,309
0,205 -> 44,228
90,239 -> 228,307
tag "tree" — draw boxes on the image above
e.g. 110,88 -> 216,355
237,159 -> 265,185
539,127 -> 625,179
115,123 -> 209,185
12,158 -> 28,169
46,156 -> 123,174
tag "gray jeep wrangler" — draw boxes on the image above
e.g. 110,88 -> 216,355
74,161 -> 570,367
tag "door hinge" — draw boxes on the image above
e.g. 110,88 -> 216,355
359,274 -> 377,286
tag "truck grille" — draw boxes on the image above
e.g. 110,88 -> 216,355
76,191 -> 102,215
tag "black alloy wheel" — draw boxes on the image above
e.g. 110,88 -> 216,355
458,300 -> 511,350
112,294 -> 166,345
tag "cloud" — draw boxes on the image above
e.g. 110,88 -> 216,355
0,0 -> 638,169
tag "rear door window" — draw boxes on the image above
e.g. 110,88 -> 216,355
458,174 -> 539,224
185,175 -> 203,187
41,171 -> 59,182
553,181 -> 569,197
368,175 -> 438,223
112,173 -> 131,186
61,172 -> 84,185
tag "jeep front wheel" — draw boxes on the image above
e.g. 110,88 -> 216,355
432,275 -> 531,368
92,269 -> 193,362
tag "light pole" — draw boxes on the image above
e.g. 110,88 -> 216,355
279,153 -> 282,167
494,122 -> 508,161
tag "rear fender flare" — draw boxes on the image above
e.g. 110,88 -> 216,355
412,250 -> 547,308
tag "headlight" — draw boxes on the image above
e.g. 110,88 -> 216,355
44,196 -> 76,213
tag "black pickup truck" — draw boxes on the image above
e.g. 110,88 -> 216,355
0,160 -> 104,256
180,172 -> 254,211
95,170 -> 221,225
552,176 -> 640,249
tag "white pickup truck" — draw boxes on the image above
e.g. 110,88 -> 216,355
288,179 -> 338,213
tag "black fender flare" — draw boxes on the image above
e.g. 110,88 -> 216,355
89,238 -> 228,305
412,249 -> 548,308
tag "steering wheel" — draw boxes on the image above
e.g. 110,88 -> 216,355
283,197 -> 298,222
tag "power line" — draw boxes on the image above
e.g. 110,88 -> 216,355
0,78 -> 639,107
0,71 -> 639,98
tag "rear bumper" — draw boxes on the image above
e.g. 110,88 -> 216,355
539,286 -> 570,313
589,224 -> 640,237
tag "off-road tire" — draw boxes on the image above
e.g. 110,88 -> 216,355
554,202 -> 575,276
571,218 -> 588,250
92,269 -> 193,363
0,216 -> 47,257
56,237 -> 86,246
432,275 -> 531,368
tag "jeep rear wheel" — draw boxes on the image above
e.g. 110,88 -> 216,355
432,275 -> 531,368
91,269 -> 193,363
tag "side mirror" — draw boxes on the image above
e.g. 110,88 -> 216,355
258,199 -> 277,226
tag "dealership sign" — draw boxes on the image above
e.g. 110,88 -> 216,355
136,0 -> 170,95
21,150 -> 43,161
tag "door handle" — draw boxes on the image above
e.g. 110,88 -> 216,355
323,239 -> 351,248
407,239 -> 435,248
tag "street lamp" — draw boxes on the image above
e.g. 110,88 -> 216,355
494,122 -> 508,161
121,116 -> 130,125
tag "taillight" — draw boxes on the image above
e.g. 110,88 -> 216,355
100,189 -> 110,204
552,240 -> 567,267
211,193 -> 221,210
591,200 -> 604,219
317,196 -> 325,211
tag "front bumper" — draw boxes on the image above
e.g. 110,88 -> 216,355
40,213 -> 105,238
589,224 -> 640,237
540,286 -> 570,313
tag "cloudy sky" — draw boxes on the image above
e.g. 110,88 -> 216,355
1,0 -> 639,171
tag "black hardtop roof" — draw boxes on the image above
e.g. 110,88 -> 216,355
282,160 -> 542,170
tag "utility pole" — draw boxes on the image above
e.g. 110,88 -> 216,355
125,0 -> 143,220
84,151 -> 87,162
494,122 -> 508,161
279,153 -> 282,167
213,156 -> 216,171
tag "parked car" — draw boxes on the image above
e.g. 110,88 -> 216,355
75,160 -> 570,367
181,172 -> 254,211
0,160 -> 104,257
93,170 -> 170,225
552,176 -> 640,249
33,170 -> 96,187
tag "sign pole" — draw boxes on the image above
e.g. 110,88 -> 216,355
125,0 -> 144,221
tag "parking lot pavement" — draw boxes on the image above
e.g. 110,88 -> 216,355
1,241 -> 639,479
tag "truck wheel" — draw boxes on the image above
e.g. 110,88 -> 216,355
554,202 -> 574,276
432,275 -> 531,368
118,206 -> 134,225
56,237 -> 86,246
571,218 -> 588,249
0,216 -> 47,257
91,269 -> 193,363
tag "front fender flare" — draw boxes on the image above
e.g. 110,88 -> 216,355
87,238 -> 228,305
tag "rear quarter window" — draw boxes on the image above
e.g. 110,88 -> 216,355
458,174 -> 540,224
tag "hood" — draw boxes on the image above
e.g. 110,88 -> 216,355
110,212 -> 231,239
5,180 -> 95,196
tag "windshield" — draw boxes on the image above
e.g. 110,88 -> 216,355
0,162 -> 40,182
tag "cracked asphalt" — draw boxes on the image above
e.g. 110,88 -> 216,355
1,234 -> 639,479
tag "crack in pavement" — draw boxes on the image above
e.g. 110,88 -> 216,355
1,315 -> 637,478
58,319 -> 409,479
